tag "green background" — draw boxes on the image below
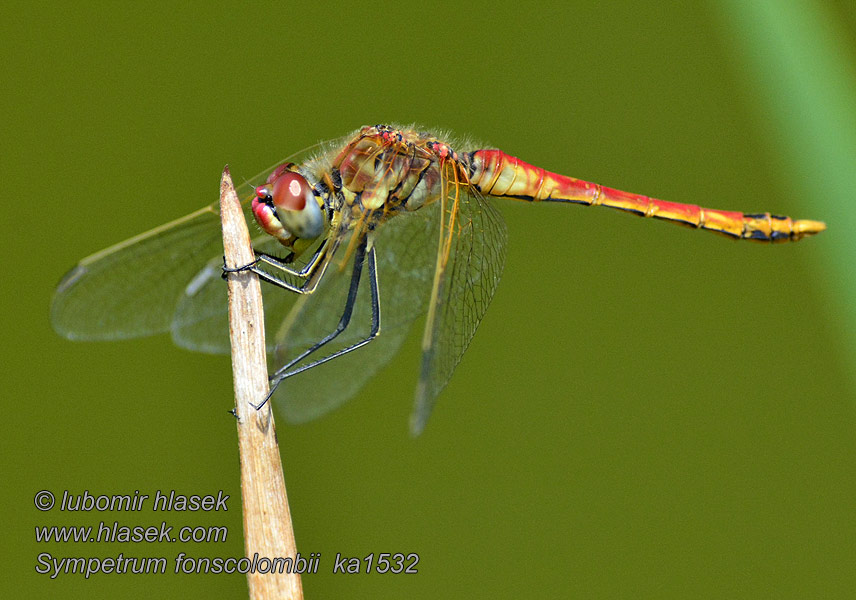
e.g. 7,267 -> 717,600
5,1 -> 855,597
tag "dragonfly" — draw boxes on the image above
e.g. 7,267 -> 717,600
51,124 -> 826,434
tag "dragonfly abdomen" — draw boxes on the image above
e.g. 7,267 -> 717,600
467,149 -> 825,242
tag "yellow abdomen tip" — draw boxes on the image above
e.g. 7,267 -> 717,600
793,219 -> 827,239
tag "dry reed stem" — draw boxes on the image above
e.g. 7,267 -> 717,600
220,167 -> 303,599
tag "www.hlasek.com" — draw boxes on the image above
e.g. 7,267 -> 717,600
34,489 -> 419,578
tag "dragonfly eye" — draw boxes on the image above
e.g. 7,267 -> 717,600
272,172 -> 310,212
253,171 -> 324,241
273,172 -> 324,239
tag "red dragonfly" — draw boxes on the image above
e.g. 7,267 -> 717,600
51,125 -> 826,434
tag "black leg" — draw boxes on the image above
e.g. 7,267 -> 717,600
270,239 -> 367,380
278,243 -> 380,379
222,239 -> 331,293
252,241 -> 381,410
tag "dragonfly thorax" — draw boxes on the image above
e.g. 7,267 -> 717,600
332,125 -> 457,217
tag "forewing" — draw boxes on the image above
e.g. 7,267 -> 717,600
410,181 -> 508,435
50,130 -> 350,346
270,203 -> 439,424
51,203 -> 226,341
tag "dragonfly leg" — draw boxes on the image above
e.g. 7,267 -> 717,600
252,240 -> 381,410
222,255 -> 306,294
221,254 -> 259,275
253,243 -> 327,278
222,239 -> 331,294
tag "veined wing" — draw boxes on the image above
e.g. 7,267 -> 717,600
50,137 -> 344,349
51,176 -> 268,348
410,175 -> 508,435
52,201 -> 225,342
270,202 -> 439,424
170,232 -> 312,354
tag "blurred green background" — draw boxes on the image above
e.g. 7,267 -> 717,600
5,0 -> 855,597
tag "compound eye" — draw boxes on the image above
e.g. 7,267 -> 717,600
267,170 -> 324,240
272,172 -> 311,212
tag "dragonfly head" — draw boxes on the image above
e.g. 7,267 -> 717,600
252,166 -> 324,245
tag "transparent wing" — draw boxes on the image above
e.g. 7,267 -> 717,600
169,232 -> 311,354
50,142 -> 339,349
52,184 -> 326,354
270,203 -> 440,424
410,180 -> 508,435
52,201 -> 228,342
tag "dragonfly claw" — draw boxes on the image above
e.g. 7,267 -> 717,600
249,382 -> 279,412
221,255 -> 260,278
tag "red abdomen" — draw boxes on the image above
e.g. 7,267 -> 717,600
467,149 -> 825,242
